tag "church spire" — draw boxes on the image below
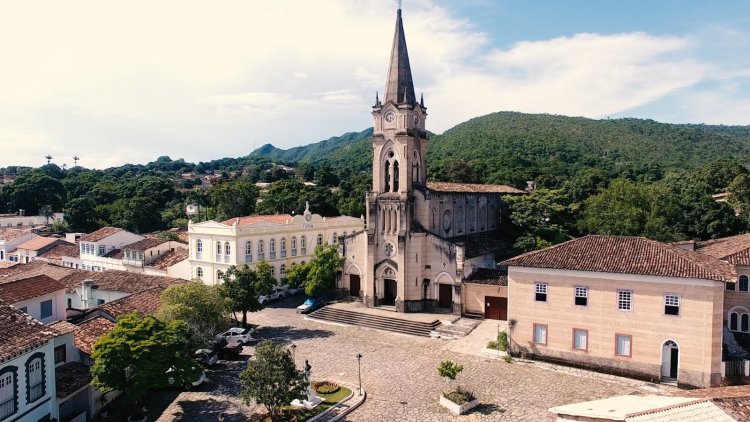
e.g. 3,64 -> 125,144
383,7 -> 416,106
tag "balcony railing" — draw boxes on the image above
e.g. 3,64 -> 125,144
29,382 -> 43,402
245,255 -> 252,263
0,398 -> 15,420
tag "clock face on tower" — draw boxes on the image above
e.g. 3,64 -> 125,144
384,111 -> 396,123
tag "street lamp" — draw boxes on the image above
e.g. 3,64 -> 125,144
290,344 -> 297,367
356,353 -> 363,396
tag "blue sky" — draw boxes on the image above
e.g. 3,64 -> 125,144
1,0 -> 749,168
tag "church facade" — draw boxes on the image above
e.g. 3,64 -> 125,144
341,8 -> 524,314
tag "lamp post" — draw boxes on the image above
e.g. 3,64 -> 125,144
356,353 -> 363,396
291,344 -> 297,367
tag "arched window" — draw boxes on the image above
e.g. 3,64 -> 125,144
270,266 -> 275,277
257,240 -> 264,259
317,234 -> 323,246
245,241 -> 252,262
270,239 -> 276,259
393,161 -> 399,192
26,354 -> 44,402
0,367 -> 16,419
216,241 -> 222,254
332,233 -> 338,244
731,312 -> 739,331
740,275 -> 749,292
196,267 -> 203,279
291,237 -> 297,256
225,242 -> 231,256
280,264 -> 286,276
301,236 -> 307,254
384,161 -> 391,192
742,314 -> 749,332
217,270 -> 223,281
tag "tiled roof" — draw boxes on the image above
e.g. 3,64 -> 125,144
100,287 -> 165,317
0,261 -> 78,282
123,238 -> 167,251
55,361 -> 92,399
58,270 -> 185,294
695,233 -> 750,266
676,385 -> 750,399
0,228 -> 32,242
713,397 -> 750,422
0,262 -> 16,269
103,248 -> 123,259
627,399 -> 735,421
147,248 -> 188,270
15,236 -> 60,251
0,275 -> 65,303
74,316 -> 115,355
39,243 -> 79,260
426,181 -> 526,194
502,235 -> 737,283
221,214 -> 293,226
48,320 -> 79,335
464,268 -> 508,286
0,300 -> 58,362
79,227 -> 123,242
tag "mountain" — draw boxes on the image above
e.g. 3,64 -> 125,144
250,111 -> 750,188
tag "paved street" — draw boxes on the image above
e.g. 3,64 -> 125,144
156,297 -> 647,421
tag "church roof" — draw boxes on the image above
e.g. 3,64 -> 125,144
384,8 -> 417,106
426,182 -> 526,194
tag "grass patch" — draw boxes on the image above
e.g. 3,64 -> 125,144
272,385 -> 353,422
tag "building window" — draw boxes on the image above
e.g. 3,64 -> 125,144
280,264 -> 286,276
731,312 -> 739,331
26,354 -> 44,403
317,234 -> 323,246
98,245 -> 105,256
270,266 -> 275,277
727,281 -> 736,291
740,275 -> 749,292
664,294 -> 680,316
617,290 -> 632,311
270,239 -> 276,259
258,240 -> 264,260
216,241 -> 222,254
196,267 -> 203,279
291,237 -> 297,256
245,241 -> 252,262
533,323 -> 547,345
66,298 -> 71,308
301,236 -> 307,254
217,270 -> 223,281
54,346 -> 66,365
615,334 -> 632,357
40,300 -> 52,320
535,283 -> 547,302
332,233 -> 338,244
0,367 -> 16,420
744,314 -> 750,332
225,242 -> 231,256
280,238 -> 287,257
572,329 -> 588,351
196,240 -> 203,253
97,299 -> 105,305
18,307 -> 27,314
575,286 -> 588,306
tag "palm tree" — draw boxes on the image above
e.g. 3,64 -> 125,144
73,156 -> 79,167
45,154 -> 53,164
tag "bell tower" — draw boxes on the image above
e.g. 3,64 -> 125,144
365,5 -> 428,311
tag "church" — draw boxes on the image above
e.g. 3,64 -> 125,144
341,7 -> 525,314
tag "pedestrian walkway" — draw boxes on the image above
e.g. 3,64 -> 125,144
310,381 -> 366,422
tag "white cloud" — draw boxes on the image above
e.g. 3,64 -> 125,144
0,0 -> 747,168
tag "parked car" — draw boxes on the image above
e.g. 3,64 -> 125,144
296,297 -> 325,314
286,285 -> 304,296
194,349 -> 219,367
259,287 -> 287,304
166,366 -> 206,390
212,335 -> 243,360
220,327 -> 255,345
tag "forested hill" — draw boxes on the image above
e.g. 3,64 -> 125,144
251,112 -> 750,189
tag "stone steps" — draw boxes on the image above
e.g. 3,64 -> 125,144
308,306 -> 440,337
431,318 -> 482,339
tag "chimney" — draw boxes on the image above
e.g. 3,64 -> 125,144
81,280 -> 94,308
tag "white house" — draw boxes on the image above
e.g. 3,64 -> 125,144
0,228 -> 36,264
187,204 -> 364,285
0,301 -> 59,422
0,275 -> 67,323
10,238 -> 72,265
62,227 -> 144,271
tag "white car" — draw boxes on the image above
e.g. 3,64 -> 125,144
259,287 -> 287,304
220,327 -> 255,345
167,367 -> 206,390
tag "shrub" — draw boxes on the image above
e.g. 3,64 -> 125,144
503,355 -> 512,363
487,331 -> 508,351
438,360 -> 464,380
443,386 -> 475,405
313,381 -> 340,395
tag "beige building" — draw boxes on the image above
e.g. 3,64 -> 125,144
340,7 -> 524,314
187,203 -> 364,285
503,235 -> 735,388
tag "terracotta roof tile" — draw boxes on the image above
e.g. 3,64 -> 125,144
0,274 -> 65,303
0,261 -> 78,282
0,300 -> 58,362
0,262 -> 17,269
58,270 -> 185,294
146,249 -> 188,270
74,316 -> 115,355
55,361 -> 92,399
48,320 -> 79,335
100,287 -> 165,317
221,214 -> 292,226
713,397 -> 750,421
38,243 -> 79,260
502,235 -> 737,283
123,238 -> 167,251
426,181 -> 525,194
0,228 -> 33,242
695,233 -> 750,266
464,268 -> 508,286
103,248 -> 123,259
15,236 -> 59,251
676,385 -> 750,399
79,227 -> 123,242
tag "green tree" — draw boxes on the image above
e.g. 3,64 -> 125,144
240,340 -> 307,421
578,179 -> 650,236
90,313 -> 198,416
122,195 -> 162,233
209,181 -> 259,221
64,196 -> 99,231
158,282 -> 232,351
506,188 -> 575,252
222,263 -> 275,328
303,244 -> 345,297
6,170 -> 65,215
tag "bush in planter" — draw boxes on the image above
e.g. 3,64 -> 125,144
443,386 -> 475,405
438,360 -> 476,405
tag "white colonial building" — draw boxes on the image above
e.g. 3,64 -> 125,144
187,204 -> 364,285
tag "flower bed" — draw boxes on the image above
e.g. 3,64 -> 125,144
313,381 -> 340,395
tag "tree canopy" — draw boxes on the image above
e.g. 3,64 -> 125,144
221,261 -> 275,327
158,282 -> 232,351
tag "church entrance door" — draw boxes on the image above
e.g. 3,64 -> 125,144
438,284 -> 452,308
383,279 -> 397,306
349,275 -> 360,297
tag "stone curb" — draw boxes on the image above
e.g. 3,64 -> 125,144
331,389 -> 366,422
306,381 -> 365,422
